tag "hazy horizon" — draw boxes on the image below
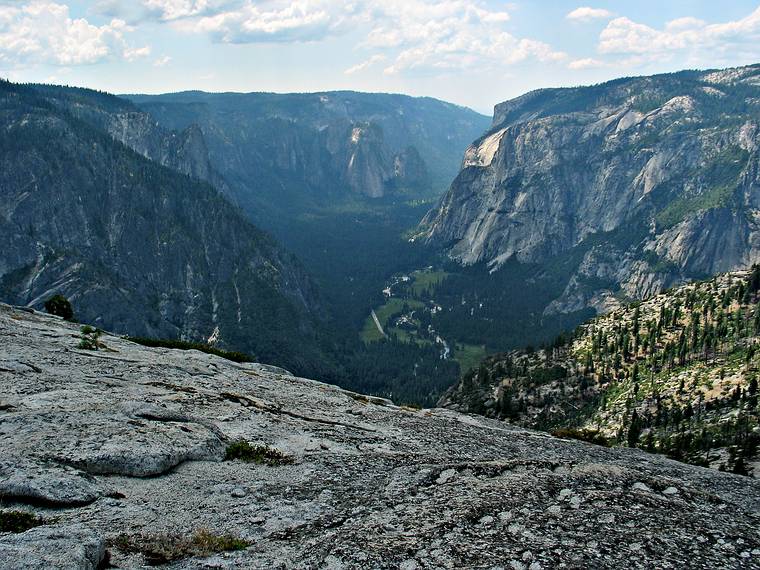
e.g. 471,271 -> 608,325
2,1 -> 760,114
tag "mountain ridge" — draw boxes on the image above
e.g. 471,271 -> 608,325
125,89 -> 490,214
0,79 -> 327,375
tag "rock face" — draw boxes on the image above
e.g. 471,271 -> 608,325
0,80 -> 325,374
2,306 -> 760,569
125,90 -> 489,223
424,64 -> 760,315
0,524 -> 106,570
31,84 -> 234,207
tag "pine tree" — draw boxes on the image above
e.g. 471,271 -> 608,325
628,410 -> 642,448
44,294 -> 74,321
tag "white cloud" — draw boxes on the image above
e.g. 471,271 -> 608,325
89,0 -> 126,18
665,17 -> 706,31
124,45 -> 151,61
153,54 -> 172,66
345,54 -> 385,75
167,0 -> 564,74
0,1 -> 146,66
44,65 -> 72,84
142,0 -> 236,21
176,0 -> 349,43
568,57 -> 605,70
566,7 -> 613,22
364,0 -> 565,75
598,6 -> 760,61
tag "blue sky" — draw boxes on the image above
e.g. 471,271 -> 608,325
1,1 -> 759,114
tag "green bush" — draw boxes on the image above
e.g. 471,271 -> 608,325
551,428 -> 610,447
111,528 -> 249,566
44,294 -> 74,321
127,337 -> 254,363
0,510 -> 45,533
78,326 -> 102,350
224,440 -> 293,465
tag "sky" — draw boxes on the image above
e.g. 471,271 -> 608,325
1,1 -> 760,114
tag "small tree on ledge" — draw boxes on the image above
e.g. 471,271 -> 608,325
44,294 -> 74,321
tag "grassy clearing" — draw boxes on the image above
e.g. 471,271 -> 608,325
360,298 -> 425,343
361,314 -> 385,343
390,327 -> 433,347
411,269 -> 449,297
376,298 -> 424,325
453,343 -> 487,375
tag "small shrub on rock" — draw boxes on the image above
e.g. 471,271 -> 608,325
44,294 -> 74,321
551,428 -> 610,447
0,510 -> 45,533
111,528 -> 249,566
126,337 -> 254,363
224,440 -> 293,466
78,325 -> 103,350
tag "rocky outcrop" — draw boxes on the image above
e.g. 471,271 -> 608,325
2,305 -> 760,568
392,145 -> 431,192
0,458 -> 101,507
33,84 -> 226,189
0,80 -> 325,375
424,64 -> 760,316
0,524 -> 106,570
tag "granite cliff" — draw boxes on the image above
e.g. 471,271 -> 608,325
424,64 -> 760,316
126,91 -> 490,225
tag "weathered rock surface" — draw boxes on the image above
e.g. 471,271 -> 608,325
0,524 -> 105,570
0,457 -> 101,506
424,64 -> 760,316
2,304 -> 760,568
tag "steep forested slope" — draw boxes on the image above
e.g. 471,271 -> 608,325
0,80 -> 326,375
443,268 -> 760,475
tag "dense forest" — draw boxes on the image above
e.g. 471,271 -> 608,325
448,268 -> 760,476
428,259 -> 593,351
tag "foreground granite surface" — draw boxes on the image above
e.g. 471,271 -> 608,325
1,304 -> 760,569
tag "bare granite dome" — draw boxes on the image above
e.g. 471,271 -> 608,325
1,304 -> 759,568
